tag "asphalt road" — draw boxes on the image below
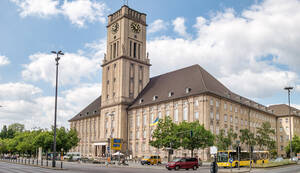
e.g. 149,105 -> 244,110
0,161 -> 299,173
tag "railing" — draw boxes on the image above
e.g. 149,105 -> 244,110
0,157 -> 63,169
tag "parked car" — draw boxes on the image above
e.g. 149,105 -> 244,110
141,156 -> 161,165
166,158 -> 198,170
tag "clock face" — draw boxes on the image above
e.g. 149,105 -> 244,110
131,22 -> 141,33
111,23 -> 119,34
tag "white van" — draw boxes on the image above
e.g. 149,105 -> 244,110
64,152 -> 81,161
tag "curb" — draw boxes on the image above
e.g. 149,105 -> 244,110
0,160 -> 66,171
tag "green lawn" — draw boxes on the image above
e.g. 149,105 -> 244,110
253,159 -> 296,168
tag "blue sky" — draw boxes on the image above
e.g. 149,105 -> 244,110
0,0 -> 300,130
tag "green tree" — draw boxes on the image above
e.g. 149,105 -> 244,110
33,131 -> 53,153
215,128 -> 237,150
285,135 -> 300,156
256,122 -> 275,151
0,125 -> 8,139
150,117 -> 180,161
177,121 -> 214,157
0,138 -> 8,155
56,127 -> 80,153
239,129 -> 256,151
8,123 -> 25,133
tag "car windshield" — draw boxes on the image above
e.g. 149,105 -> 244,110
217,152 -> 229,162
144,156 -> 150,159
172,158 -> 182,162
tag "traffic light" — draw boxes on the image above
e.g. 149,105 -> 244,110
190,130 -> 193,137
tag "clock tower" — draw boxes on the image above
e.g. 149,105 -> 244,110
100,5 -> 150,151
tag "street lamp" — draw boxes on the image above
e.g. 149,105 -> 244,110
51,50 -> 64,167
284,86 -> 293,158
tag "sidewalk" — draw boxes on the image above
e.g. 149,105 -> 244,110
218,168 -> 251,173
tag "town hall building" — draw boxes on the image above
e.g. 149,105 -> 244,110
69,5 -> 300,161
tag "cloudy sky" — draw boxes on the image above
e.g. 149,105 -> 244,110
0,0 -> 300,130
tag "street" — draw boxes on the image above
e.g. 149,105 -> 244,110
0,161 -> 300,173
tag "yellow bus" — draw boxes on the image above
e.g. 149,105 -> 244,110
217,150 -> 269,168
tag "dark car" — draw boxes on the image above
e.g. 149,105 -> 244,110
166,158 -> 198,170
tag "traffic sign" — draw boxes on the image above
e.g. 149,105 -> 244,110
210,146 -> 218,155
107,146 -> 110,152
110,138 -> 122,150
229,158 -> 233,163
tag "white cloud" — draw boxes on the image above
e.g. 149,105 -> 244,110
22,52 -> 100,86
148,0 -> 300,99
172,17 -> 190,38
61,0 -> 107,27
10,0 -> 60,18
0,55 -> 10,66
10,0 -> 107,27
148,19 -> 167,33
0,82 -> 100,130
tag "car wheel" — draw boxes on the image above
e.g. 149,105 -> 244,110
147,162 -> 150,165
193,165 -> 197,170
141,163 -> 144,165
158,162 -> 161,164
175,165 -> 180,171
167,168 -> 172,171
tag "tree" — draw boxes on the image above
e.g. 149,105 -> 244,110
177,121 -> 214,157
256,122 -> 275,151
239,129 -> 256,151
215,128 -> 237,150
150,117 -> 180,161
56,127 -> 80,153
285,135 -> 300,157
0,125 -> 8,139
8,123 -> 25,133
0,138 -> 8,155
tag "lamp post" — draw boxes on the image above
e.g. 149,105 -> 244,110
51,50 -> 64,167
284,86 -> 293,158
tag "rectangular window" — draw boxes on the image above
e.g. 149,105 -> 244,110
235,107 -> 238,113
230,115 -> 233,123
134,42 -> 137,58
210,99 -> 214,106
216,101 -> 219,107
143,130 -> 146,139
113,42 -> 116,58
158,112 -> 162,119
216,127 -> 219,135
138,44 -> 141,59
130,41 -> 132,57
210,111 -> 214,120
135,143 -> 139,152
210,125 -> 214,133
183,107 -> 188,121
166,110 -> 170,116
136,115 -> 140,127
230,105 -> 232,112
216,112 -> 219,120
194,112 -> 199,120
224,114 -> 227,122
136,131 -> 140,138
143,114 -> 147,126
174,109 -> 178,122
224,103 -> 227,110
280,127 -> 283,132
286,118 -> 288,123
194,100 -> 199,106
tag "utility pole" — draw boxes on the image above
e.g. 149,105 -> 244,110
51,50 -> 64,167
284,86 -> 293,158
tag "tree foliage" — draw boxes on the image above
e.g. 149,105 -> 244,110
215,128 -> 237,150
256,122 -> 275,150
150,118 -> 214,157
285,135 -> 300,156
0,124 -> 80,156
239,129 -> 256,148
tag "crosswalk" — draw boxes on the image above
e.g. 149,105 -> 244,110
0,161 -> 64,173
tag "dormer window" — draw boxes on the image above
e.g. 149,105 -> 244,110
185,87 -> 192,93
139,98 -> 144,104
168,91 -> 174,97
86,112 -> 89,115
79,114 -> 82,116
153,95 -> 158,101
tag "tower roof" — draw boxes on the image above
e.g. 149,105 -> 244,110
69,96 -> 101,122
